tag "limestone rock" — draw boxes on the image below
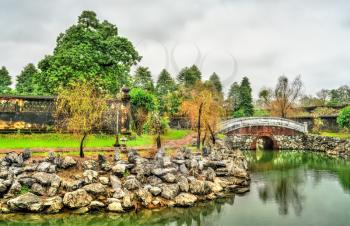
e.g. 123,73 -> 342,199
31,172 -> 61,188
37,162 -> 56,173
83,170 -> 98,184
99,176 -> 109,185
149,186 -> 162,196
174,193 -> 198,207
189,180 -> 211,195
60,156 -> 77,169
109,175 -> 122,191
63,189 -> 93,209
108,202 -> 124,212
43,196 -> 63,213
161,184 -> 179,199
124,176 -> 141,190
136,188 -> 153,206
162,173 -> 176,183
112,164 -> 126,176
82,160 -> 98,170
89,200 -> 105,210
83,183 -> 106,196
31,183 -> 46,196
7,193 -> 42,212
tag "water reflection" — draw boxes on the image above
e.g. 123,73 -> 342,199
247,150 -> 350,216
1,151 -> 350,226
0,196 -> 235,226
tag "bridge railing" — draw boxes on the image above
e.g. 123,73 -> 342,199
219,117 -> 308,134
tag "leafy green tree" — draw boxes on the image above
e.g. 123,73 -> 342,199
177,65 -> 201,87
0,66 -> 12,94
328,85 -> 350,106
337,106 -> 350,130
228,82 -> 240,112
238,77 -> 254,116
208,72 -> 223,94
129,88 -> 158,135
35,10 -> 140,95
16,63 -> 38,94
133,66 -> 155,92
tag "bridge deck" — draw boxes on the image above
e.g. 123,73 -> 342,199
220,117 -> 307,134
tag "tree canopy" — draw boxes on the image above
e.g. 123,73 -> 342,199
16,63 -> 38,94
156,69 -> 176,96
0,66 -> 11,94
208,72 -> 223,94
133,66 -> 155,92
35,10 -> 140,95
337,106 -> 350,130
177,65 -> 201,87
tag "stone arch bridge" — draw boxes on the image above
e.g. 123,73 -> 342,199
219,117 -> 308,150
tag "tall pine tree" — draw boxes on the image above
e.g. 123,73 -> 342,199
16,63 -> 38,94
0,66 -> 12,94
133,66 -> 155,92
228,82 -> 241,112
177,65 -> 201,87
156,69 -> 176,96
238,77 -> 254,116
208,72 -> 223,94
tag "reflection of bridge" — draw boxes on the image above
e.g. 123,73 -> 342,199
220,117 -> 308,150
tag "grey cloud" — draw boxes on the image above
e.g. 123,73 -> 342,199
0,0 -> 350,96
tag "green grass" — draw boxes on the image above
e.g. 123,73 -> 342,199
320,131 -> 350,139
0,129 -> 191,149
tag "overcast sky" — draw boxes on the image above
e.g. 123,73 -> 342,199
1,0 -> 350,96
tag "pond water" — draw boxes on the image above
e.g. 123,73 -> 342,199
0,150 -> 349,226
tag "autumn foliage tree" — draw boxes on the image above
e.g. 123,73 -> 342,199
55,82 -> 107,157
180,82 -> 223,149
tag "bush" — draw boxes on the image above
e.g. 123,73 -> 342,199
337,106 -> 350,130
143,113 -> 169,135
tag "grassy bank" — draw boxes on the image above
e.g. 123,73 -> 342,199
0,129 -> 191,149
320,131 -> 350,139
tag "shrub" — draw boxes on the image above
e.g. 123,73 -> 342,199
337,106 -> 350,130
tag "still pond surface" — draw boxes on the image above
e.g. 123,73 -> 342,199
0,150 -> 349,226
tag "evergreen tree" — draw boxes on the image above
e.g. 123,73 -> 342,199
177,65 -> 201,87
16,63 -> 38,94
238,77 -> 254,116
156,69 -> 178,115
228,82 -> 241,111
208,72 -> 223,94
0,66 -> 12,94
156,69 -> 176,96
133,66 -> 155,92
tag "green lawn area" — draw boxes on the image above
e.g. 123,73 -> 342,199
0,129 -> 191,149
320,131 -> 350,139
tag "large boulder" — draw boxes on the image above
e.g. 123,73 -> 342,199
59,156 -> 77,169
136,188 -> 153,207
123,176 -> 141,190
174,193 -> 198,207
83,170 -> 98,184
161,184 -> 179,199
31,183 -> 46,196
63,189 -> 93,209
189,180 -> 211,195
108,202 -> 124,212
31,172 -> 61,188
82,183 -> 106,196
43,196 -> 63,213
7,193 -> 43,212
177,176 -> 189,192
36,162 -> 56,173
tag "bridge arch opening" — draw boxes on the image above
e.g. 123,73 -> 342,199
253,136 -> 276,150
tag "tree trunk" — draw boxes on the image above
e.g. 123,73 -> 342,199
207,123 -> 216,144
114,133 -> 120,147
156,133 -> 161,149
80,133 -> 88,158
202,132 -> 207,146
197,103 -> 204,150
